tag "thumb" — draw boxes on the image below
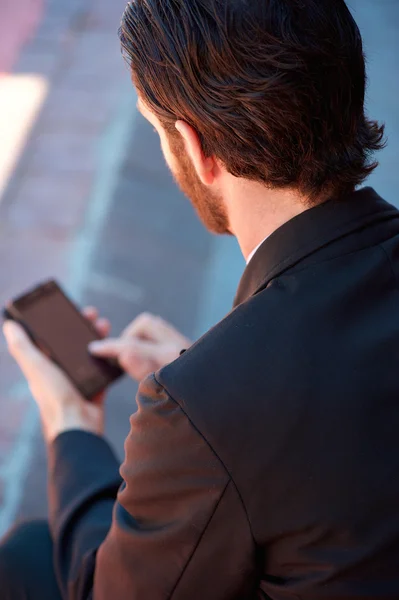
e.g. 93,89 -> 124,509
3,321 -> 47,378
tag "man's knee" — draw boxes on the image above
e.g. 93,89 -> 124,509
0,520 -> 54,599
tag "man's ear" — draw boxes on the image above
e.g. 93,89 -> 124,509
175,120 -> 216,185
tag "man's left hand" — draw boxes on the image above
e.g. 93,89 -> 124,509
3,307 -> 110,444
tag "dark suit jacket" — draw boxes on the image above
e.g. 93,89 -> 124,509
49,187 -> 399,599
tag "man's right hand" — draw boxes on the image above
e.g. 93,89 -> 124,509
89,312 -> 191,382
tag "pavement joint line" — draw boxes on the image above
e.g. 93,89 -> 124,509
0,84 -> 138,537
67,83 -> 138,303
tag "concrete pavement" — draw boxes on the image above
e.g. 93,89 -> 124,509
0,0 -> 398,530
0,0 -> 44,73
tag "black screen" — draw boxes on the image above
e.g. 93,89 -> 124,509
18,286 -> 103,387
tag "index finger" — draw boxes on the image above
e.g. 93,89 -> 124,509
122,313 -> 169,342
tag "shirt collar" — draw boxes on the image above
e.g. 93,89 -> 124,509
234,187 -> 399,308
246,237 -> 269,265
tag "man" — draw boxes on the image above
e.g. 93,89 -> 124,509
1,0 -> 397,598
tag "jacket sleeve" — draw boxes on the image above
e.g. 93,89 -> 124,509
49,374 -> 257,600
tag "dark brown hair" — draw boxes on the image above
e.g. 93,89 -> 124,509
120,0 -> 385,201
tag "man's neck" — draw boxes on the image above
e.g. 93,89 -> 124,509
225,181 -> 312,262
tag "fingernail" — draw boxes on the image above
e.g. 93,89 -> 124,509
88,341 -> 102,352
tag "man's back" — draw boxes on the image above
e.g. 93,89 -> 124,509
7,189 -> 399,600
150,187 -> 399,598
1,0 -> 395,596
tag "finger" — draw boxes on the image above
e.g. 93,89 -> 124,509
121,313 -> 154,339
3,321 -> 47,379
82,306 -> 98,322
88,337 -> 129,358
118,342 -> 160,374
119,353 -> 156,382
83,308 -> 111,338
89,337 -> 163,363
122,312 -> 169,342
95,318 -> 111,339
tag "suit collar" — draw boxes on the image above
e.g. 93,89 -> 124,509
234,187 -> 399,307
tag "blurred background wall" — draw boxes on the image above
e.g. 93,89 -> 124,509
0,0 -> 397,535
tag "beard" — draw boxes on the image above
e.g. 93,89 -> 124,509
167,133 -> 230,235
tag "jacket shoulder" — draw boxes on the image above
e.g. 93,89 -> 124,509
157,278 -> 302,439
158,283 -> 278,395
158,275 -> 308,404
157,243 -> 396,468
